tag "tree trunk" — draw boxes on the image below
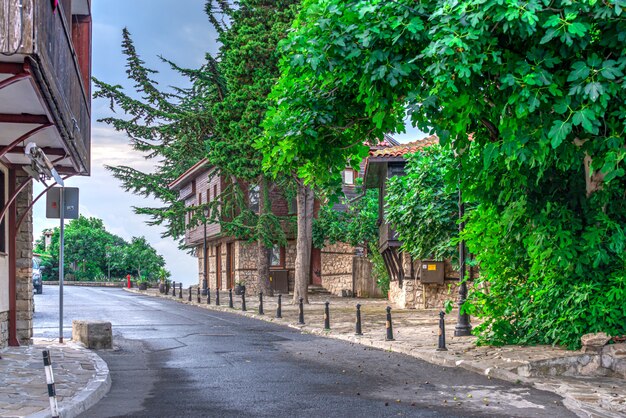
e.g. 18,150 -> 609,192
294,180 -> 314,304
257,176 -> 273,296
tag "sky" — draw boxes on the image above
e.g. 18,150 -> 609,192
32,0 -> 426,287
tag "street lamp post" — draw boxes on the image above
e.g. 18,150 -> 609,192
201,207 -> 208,296
454,166 -> 472,337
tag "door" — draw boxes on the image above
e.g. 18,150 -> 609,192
226,242 -> 234,288
310,247 -> 322,285
216,244 -> 222,289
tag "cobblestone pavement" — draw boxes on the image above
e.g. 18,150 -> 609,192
132,287 -> 626,418
0,339 -> 110,418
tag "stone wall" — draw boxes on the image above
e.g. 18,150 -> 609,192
321,242 -> 354,296
16,171 -> 33,345
0,311 -> 7,349
387,257 -> 459,310
236,241 -> 258,294
201,240 -> 297,293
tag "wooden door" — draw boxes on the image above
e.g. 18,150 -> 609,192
310,247 -> 322,285
226,242 -> 234,288
216,244 -> 222,289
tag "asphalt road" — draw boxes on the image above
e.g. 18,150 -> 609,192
33,286 -> 576,418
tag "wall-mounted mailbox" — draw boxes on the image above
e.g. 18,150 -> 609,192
420,260 -> 445,284
269,269 -> 289,294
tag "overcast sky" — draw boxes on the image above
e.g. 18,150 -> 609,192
32,1 -> 425,287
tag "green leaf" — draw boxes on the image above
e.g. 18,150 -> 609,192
583,82 -> 603,102
549,120 -> 572,148
567,62 -> 589,82
483,143 -> 499,170
567,22 -> 588,37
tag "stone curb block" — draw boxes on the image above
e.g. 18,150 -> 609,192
28,342 -> 112,418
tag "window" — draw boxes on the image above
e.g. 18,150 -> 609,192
0,170 -> 5,253
249,184 -> 260,213
344,169 -> 355,185
270,245 -> 283,267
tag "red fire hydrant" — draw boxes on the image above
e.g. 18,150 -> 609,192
127,274 -> 131,289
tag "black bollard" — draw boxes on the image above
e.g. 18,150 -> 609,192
437,311 -> 448,351
298,297 -> 305,325
385,306 -> 394,341
355,303 -> 363,336
228,289 -> 233,308
324,301 -> 330,330
258,292 -> 264,315
188,286 -> 192,302
207,288 -> 211,304
216,288 -> 220,306
241,291 -> 247,311
276,294 -> 282,318
172,281 -> 176,297
197,287 -> 201,303
178,283 -> 183,299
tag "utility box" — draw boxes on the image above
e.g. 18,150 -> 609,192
420,260 -> 445,284
270,269 -> 289,294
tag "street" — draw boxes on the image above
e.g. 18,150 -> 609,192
33,287 -> 575,417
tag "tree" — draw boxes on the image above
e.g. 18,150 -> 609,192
94,2 -> 301,299
204,0 -> 300,298
261,0 -> 626,348
36,216 -> 167,282
93,28 -> 212,242
124,236 -> 165,280
385,145 -> 460,264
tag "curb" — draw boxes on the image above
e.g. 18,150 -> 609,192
28,342 -> 111,418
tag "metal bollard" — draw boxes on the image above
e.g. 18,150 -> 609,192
172,281 -> 176,297
276,294 -> 282,318
355,303 -> 363,336
197,287 -> 201,303
298,297 -> 305,324
188,286 -> 192,302
216,288 -> 220,306
42,350 -> 60,418
241,291 -> 247,311
207,288 -> 211,304
258,292 -> 264,315
324,301 -> 330,330
437,311 -> 448,351
385,306 -> 394,341
179,283 -> 183,299
228,288 -> 233,308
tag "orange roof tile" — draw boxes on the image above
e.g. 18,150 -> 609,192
369,134 -> 439,158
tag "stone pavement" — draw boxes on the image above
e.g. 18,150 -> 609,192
132,286 -> 626,418
0,339 -> 110,418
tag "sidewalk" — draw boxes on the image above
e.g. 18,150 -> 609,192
132,286 -> 626,418
0,339 -> 110,418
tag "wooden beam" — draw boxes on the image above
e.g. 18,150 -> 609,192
0,63 -> 23,75
0,113 -> 49,125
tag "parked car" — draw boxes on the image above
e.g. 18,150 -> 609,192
33,257 -> 43,294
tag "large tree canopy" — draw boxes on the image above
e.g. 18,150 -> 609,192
262,0 -> 626,348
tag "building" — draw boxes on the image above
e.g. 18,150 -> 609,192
171,135 -> 404,298
363,135 -> 460,309
169,160 -> 299,295
0,0 -> 92,347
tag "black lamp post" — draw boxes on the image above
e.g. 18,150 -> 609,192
454,167 -> 472,337
201,207 -> 208,296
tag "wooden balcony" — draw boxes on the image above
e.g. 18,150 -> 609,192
0,0 -> 91,176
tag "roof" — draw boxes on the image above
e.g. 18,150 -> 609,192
369,134 -> 439,159
168,158 -> 210,190
363,135 -> 439,188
